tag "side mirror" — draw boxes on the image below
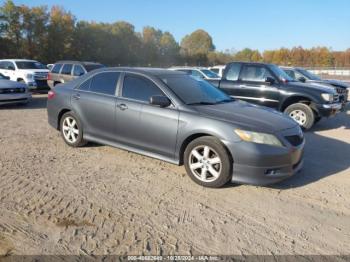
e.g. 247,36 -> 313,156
150,95 -> 171,108
298,77 -> 306,83
265,76 -> 275,85
7,66 -> 15,71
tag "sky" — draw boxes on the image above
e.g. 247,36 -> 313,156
9,0 -> 350,52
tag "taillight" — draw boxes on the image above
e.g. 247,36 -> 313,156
48,90 -> 55,100
47,72 -> 51,80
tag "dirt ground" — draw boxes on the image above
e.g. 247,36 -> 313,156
0,94 -> 349,256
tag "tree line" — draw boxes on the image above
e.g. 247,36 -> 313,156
1,0 -> 349,67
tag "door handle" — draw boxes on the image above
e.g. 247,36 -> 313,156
117,103 -> 128,111
72,93 -> 80,100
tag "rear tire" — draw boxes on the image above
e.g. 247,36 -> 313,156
284,103 -> 315,130
60,112 -> 87,147
184,136 -> 232,188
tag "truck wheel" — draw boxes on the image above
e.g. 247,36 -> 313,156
184,136 -> 232,188
284,103 -> 315,130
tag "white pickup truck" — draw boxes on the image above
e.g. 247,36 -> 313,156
0,59 -> 49,90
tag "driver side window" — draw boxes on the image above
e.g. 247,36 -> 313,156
122,74 -> 164,103
241,65 -> 273,82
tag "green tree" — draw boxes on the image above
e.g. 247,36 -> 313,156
180,29 -> 215,65
46,6 -> 75,62
0,0 -> 22,56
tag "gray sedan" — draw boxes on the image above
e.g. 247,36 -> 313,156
0,73 -> 31,105
47,68 -> 304,188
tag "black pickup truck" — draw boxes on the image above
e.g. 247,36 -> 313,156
208,62 -> 343,129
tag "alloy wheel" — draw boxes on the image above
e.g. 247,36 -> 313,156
62,116 -> 79,143
189,145 -> 222,182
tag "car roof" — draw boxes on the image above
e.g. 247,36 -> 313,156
228,61 -> 276,67
0,59 -> 38,62
92,67 -> 186,77
170,66 -> 208,70
280,66 -> 305,70
55,61 -> 102,65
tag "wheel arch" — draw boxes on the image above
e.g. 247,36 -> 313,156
280,95 -> 314,112
178,133 -> 233,165
57,109 -> 72,130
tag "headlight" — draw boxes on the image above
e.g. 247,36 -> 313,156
234,129 -> 284,147
321,93 -> 334,102
25,73 -> 33,79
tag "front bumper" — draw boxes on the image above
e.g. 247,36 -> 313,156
0,92 -> 32,105
316,102 -> 343,117
224,127 -> 304,186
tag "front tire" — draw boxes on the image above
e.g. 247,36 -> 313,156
184,136 -> 232,188
60,112 -> 87,147
284,103 -> 315,130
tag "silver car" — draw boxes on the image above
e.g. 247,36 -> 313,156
47,68 -> 304,188
0,73 -> 31,105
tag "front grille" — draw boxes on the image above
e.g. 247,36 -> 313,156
0,88 -> 26,94
336,87 -> 348,102
285,135 -> 304,147
333,94 -> 340,102
35,79 -> 49,88
34,72 -> 48,80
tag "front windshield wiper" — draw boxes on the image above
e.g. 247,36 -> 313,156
216,98 -> 234,104
187,101 -> 216,105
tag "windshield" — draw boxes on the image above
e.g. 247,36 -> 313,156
201,69 -> 220,79
269,65 -> 295,82
84,64 -> 104,72
15,61 -> 46,69
297,69 -> 322,81
161,75 -> 232,105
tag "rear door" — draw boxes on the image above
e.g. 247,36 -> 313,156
115,73 -> 179,159
72,64 -> 86,79
60,64 -> 73,83
218,63 -> 242,96
71,71 -> 120,141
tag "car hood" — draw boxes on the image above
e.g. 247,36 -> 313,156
18,69 -> 49,73
0,79 -> 27,89
192,100 -> 297,133
324,79 -> 349,88
288,81 -> 336,93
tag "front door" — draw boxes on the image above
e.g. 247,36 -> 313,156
115,73 -> 179,159
237,64 -> 280,108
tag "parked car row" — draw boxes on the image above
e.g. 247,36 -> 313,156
1,57 -> 348,188
208,62 -> 347,130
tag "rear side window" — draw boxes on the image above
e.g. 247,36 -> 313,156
61,64 -> 73,75
89,72 -> 120,95
73,65 -> 85,76
240,65 -> 272,82
51,64 -> 62,73
122,75 -> 164,102
225,64 -> 241,81
78,78 -> 92,91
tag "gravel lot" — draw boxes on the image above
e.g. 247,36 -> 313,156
0,94 -> 349,256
